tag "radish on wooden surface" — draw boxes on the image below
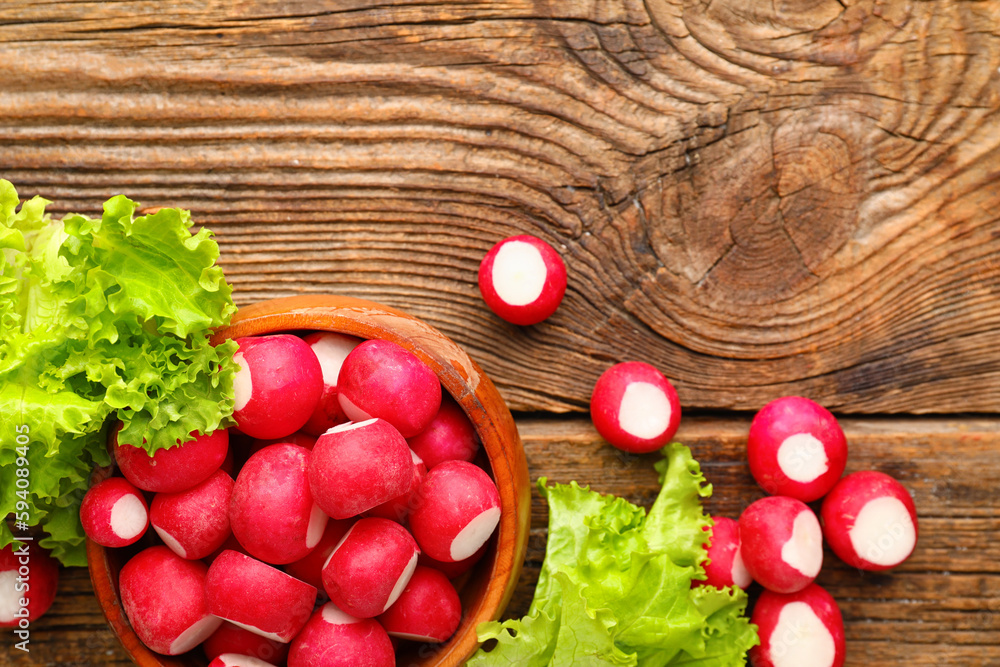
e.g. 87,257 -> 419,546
821,470 -> 918,571
207,654 -> 279,667
231,334 -> 324,440
694,516 -> 751,590
365,450 -> 427,523
0,541 -> 59,628
336,339 -> 442,438
377,565 -> 461,643
301,331 -> 360,437
477,234 -> 567,326
739,496 -> 823,594
747,396 -> 848,502
748,583 -> 846,667
149,469 -> 234,560
80,477 -> 149,548
230,443 -> 327,565
589,361 -> 681,454
320,517 -> 420,619
308,418 -> 415,520
205,550 -> 317,643
407,394 -> 479,469
283,518 -> 354,590
119,546 -> 222,655
114,427 -> 229,493
202,621 -> 289,665
409,460 -> 501,563
287,602 -> 395,667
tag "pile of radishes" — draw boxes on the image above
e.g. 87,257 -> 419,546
82,332 -> 500,667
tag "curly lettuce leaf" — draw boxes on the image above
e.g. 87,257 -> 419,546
471,443 -> 758,667
0,181 -> 237,565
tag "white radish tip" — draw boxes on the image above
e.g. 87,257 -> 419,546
450,507 -> 501,561
232,352 -> 253,412
337,394 -> 374,424
0,571 -> 20,623
769,601 -> 836,667
305,504 -> 329,549
320,602 -> 362,626
776,433 -> 829,483
491,241 -> 547,306
849,496 -> 917,566
168,614 -> 223,655
325,417 -> 378,435
731,549 -> 752,589
383,552 -> 420,612
152,525 -> 188,559
781,511 -> 823,578
309,334 -> 359,386
110,494 -> 148,539
224,619 -> 285,644
617,382 -> 671,440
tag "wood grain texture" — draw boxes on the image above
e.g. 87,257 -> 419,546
14,415 -> 1000,666
2,1 -> 999,413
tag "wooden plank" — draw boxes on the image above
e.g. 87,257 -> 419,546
13,416 -> 999,666
1,1 -> 999,413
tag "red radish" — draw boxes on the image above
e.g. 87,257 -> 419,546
739,496 -> 823,594
589,362 -> 682,454
230,444 -> 328,565
749,583 -> 846,667
747,396 -> 848,502
308,418 -> 415,520
80,477 -> 150,548
301,331 -> 360,437
250,431 -> 318,454
409,460 -> 501,562
203,621 -> 289,664
821,470 -> 918,571
150,469 -> 234,560
119,546 -> 222,655
418,541 -> 489,580
232,335 -> 324,440
206,550 -> 317,643
288,602 -> 394,667
336,339 -> 442,438
477,234 -> 567,326
695,517 -> 751,590
366,450 -> 427,523
378,565 -> 462,643
208,654 -> 278,667
321,517 -> 420,619
114,427 -> 229,493
0,541 -> 59,628
407,394 -> 479,469
284,519 -> 354,590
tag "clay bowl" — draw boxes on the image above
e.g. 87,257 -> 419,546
88,294 -> 532,667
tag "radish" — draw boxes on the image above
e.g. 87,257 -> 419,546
747,396 -> 848,502
366,450 -> 427,523
377,565 -> 462,643
114,427 -> 229,493
407,394 -> 479,469
477,234 -> 567,326
695,516 -> 751,590
336,339 -> 442,438
249,431 -> 318,453
284,518 -> 354,590
748,583 -> 846,667
409,460 -> 501,562
589,361 -> 682,454
1,541 -> 59,628
301,331 -> 360,437
288,602 -> 395,667
206,550 -> 317,643
308,418 -> 415,520
739,496 -> 823,594
207,654 -> 278,667
80,477 -> 150,548
821,470 -> 918,571
119,546 -> 222,655
232,335 -> 324,440
149,469 -> 234,560
321,517 -> 420,619
202,621 -> 289,665
204,533 -> 249,566
418,541 -> 489,580
230,443 -> 328,565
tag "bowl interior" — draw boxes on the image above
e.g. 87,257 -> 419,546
88,295 -> 531,667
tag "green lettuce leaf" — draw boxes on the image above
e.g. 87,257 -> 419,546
470,443 -> 758,667
0,181 -> 237,565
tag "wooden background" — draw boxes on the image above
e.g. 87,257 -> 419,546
3,0 -> 999,665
